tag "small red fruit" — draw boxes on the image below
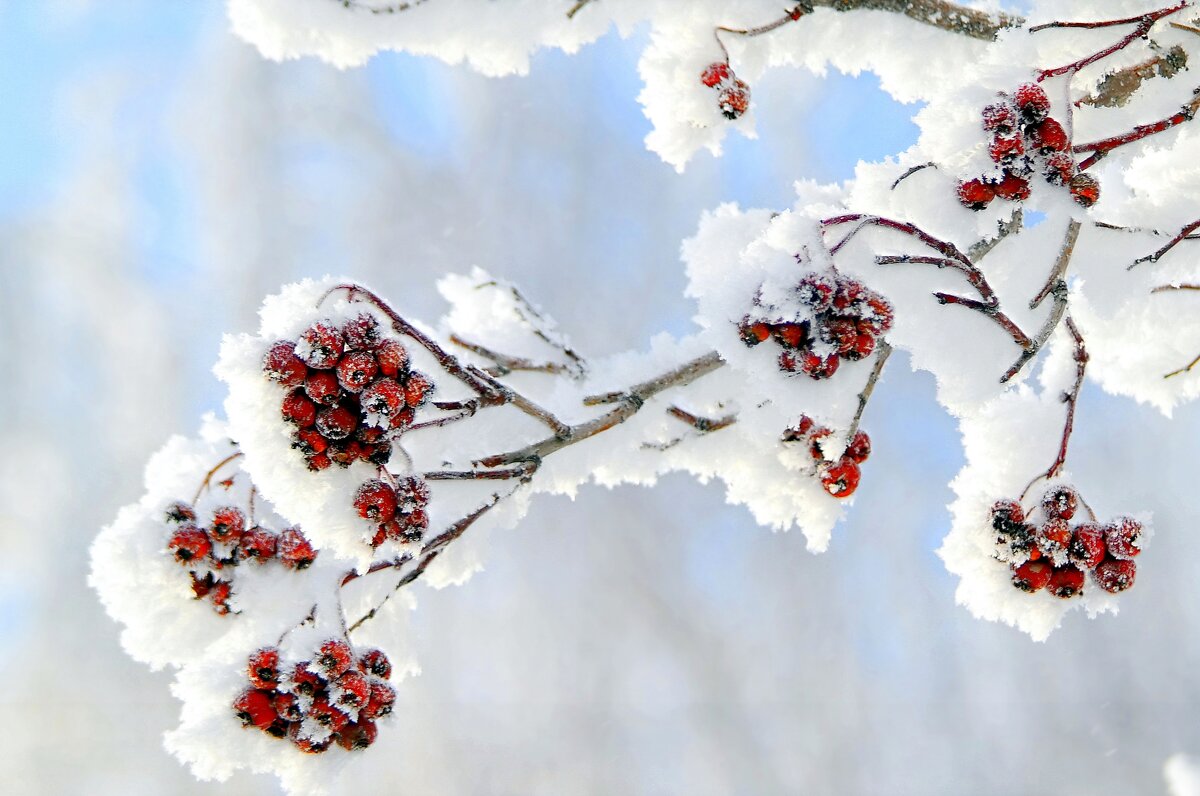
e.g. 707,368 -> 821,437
336,720 -> 378,751
316,405 -> 358,441
309,697 -> 350,732
1104,517 -> 1142,559
363,680 -> 397,719
718,80 -> 750,119
1068,523 -> 1107,569
1041,486 -> 1078,520
781,415 -> 816,442
375,339 -> 408,377
993,172 -> 1031,201
797,273 -> 836,311
247,647 -> 281,689
278,528 -> 317,569
820,457 -> 861,499
1014,82 -> 1051,123
262,340 -> 308,387
990,499 -> 1025,534
774,323 -> 806,349
1093,557 -> 1136,593
317,639 -> 354,677
273,691 -> 304,723
290,662 -> 325,696
361,378 -> 406,424
165,501 -> 197,523
1043,151 -> 1075,185
209,580 -> 233,614
296,321 -> 345,370
700,62 -> 731,88
334,671 -> 371,710
1047,565 -> 1085,598
1011,559 -> 1052,592
241,526 -> 279,562
403,371 -> 433,408
1069,173 -> 1101,207
957,178 -> 995,210
989,135 -> 1025,163
342,313 -> 381,351
304,370 -> 341,406
210,507 -> 246,544
800,352 -> 840,380
290,724 -> 331,754
282,389 -> 317,427
739,320 -> 771,346
359,648 -> 392,680
337,351 -> 379,393
1028,117 -> 1068,152
233,688 -> 277,730
845,431 -> 871,463
168,525 -> 211,564
294,428 -> 328,455
981,102 -> 1017,134
306,453 -> 332,471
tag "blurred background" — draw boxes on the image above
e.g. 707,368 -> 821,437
3,2 -> 1200,793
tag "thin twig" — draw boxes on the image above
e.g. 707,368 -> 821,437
1019,317 -> 1088,501
846,341 -> 892,443
1076,45 -> 1187,108
715,4 -> 808,59
1076,90 -> 1200,170
1035,2 -> 1190,80
472,281 -> 587,377
1130,218 -> 1200,267
450,334 -> 570,376
890,162 -> 936,190
665,405 -> 737,433
968,208 -> 1023,262
191,451 -> 245,505
1031,219 -> 1082,308
810,0 -> 1019,41
566,0 -> 595,19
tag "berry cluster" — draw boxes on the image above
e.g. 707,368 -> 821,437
232,640 -> 396,754
990,485 -> 1140,599
782,415 -> 872,499
700,62 -> 750,120
352,477 -> 431,548
738,271 -> 894,380
165,501 -> 317,614
262,314 -> 435,472
957,83 -> 1100,211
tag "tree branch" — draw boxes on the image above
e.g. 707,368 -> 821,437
1019,317 -> 1088,501
1131,217 -> 1200,267
1035,2 -> 1190,80
846,341 -> 892,443
812,0 -> 1019,41
1076,89 -> 1200,170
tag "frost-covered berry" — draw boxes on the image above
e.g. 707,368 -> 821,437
273,691 -> 304,723
248,647 -> 281,689
354,480 -> 398,523
399,509 -> 429,541
309,697 -> 351,732
361,378 -> 407,425
1104,517 -> 1142,560
168,525 -> 211,564
990,499 -> 1025,535
363,680 -> 397,719
307,453 -> 332,472
864,296 -> 894,333
700,62 -> 731,88
988,135 -> 1025,163
957,179 -> 995,210
290,662 -> 325,696
1043,151 -> 1075,185
278,528 -> 317,569
342,313 -> 381,352
165,501 -> 197,523
336,720 -> 378,751
1093,557 -> 1136,593
395,475 -> 431,512
1069,173 -> 1101,207
296,321 -> 345,369
190,571 -> 215,599
718,80 -> 750,120
797,273 -> 836,311
781,415 -> 816,442
404,371 -> 433,408
240,526 -> 279,561
282,389 -> 317,427
1037,518 -> 1072,564
210,507 -> 246,544
316,405 -> 358,441
359,649 -> 391,680
290,723 -> 332,754
981,101 -> 1017,135
739,320 -> 771,346
334,671 -> 371,710
800,352 -> 840,380
848,332 -> 876,360
304,370 -> 341,406
317,639 -> 354,677
845,431 -> 871,463
375,339 -> 408,378
820,458 -> 860,499
1028,117 -> 1068,152
773,323 -> 806,349
1011,559 -> 1052,592
1041,486 -> 1078,521
1014,82 -> 1050,124
1068,523 -> 1107,570
294,428 -> 328,456
263,340 -> 308,386
337,351 -> 379,393
1047,565 -> 1085,598
823,318 -> 858,356
993,172 -> 1031,201
234,688 -> 277,730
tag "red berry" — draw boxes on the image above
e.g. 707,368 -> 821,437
809,427 -> 833,461
832,278 -> 865,313
1037,517 -> 1072,563
1104,517 -> 1142,559
1093,557 -> 1136,593
797,273 -> 836,311
403,371 -> 433,408
820,457 -> 861,499
990,499 -> 1025,534
1068,523 -> 1107,569
390,407 -> 416,430
241,526 -> 279,562
329,440 -> 364,467
993,172 -> 1031,201
778,351 -> 799,372
361,378 -> 406,425
739,320 -> 771,346
1011,559 -> 1052,592
359,649 -> 392,680
774,323 -> 807,349
363,680 -> 397,719
957,178 -> 995,210
1047,565 -> 1085,598
247,647 -> 281,689
282,389 -> 317,427
781,415 -> 816,442
395,476 -> 430,512
398,509 -> 428,542
296,321 -> 344,370
307,452 -> 332,472
823,318 -> 858,356
354,480 -> 398,523
190,571 -> 215,599
718,80 -> 750,119
210,507 -> 246,544
981,102 -> 1017,135
263,340 -> 308,386
1041,486 -> 1078,520
337,351 -> 379,393
210,580 -> 233,614
1028,117 -> 1068,152
988,135 -> 1025,163
1069,173 -> 1101,207
1014,82 -> 1050,123
700,62 -> 731,88
165,501 -> 197,523
273,691 -> 304,723
278,528 -> 317,569
1043,151 -> 1076,186
289,662 -> 325,696
308,697 -> 350,733
801,352 -> 840,380
336,720 -> 378,751
334,671 -> 371,710
168,525 -> 211,564
294,427 -> 328,455
863,295 -> 894,333
316,405 -> 358,441
233,688 -> 277,730
289,723 -> 331,754
317,639 -> 354,677
304,370 -> 341,406
342,314 -> 381,351
847,332 -> 876,360
846,431 -> 871,463
375,339 -> 408,377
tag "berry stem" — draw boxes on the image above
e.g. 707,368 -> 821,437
846,340 -> 892,445
714,3 -> 809,59
191,450 -> 245,505
1034,2 -> 1190,80
406,399 -> 481,432
1075,90 -> 1200,170
889,162 -> 937,191
1018,317 -> 1088,501
1002,220 -> 1081,383
665,405 -> 737,434
1130,217 -> 1200,267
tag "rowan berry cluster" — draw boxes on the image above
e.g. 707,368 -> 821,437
165,501 -> 317,614
782,415 -> 872,499
957,83 -> 1100,211
352,476 -> 431,548
700,62 -> 751,120
232,640 -> 397,754
739,271 -> 894,380
991,485 -> 1140,599
262,314 -> 435,472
